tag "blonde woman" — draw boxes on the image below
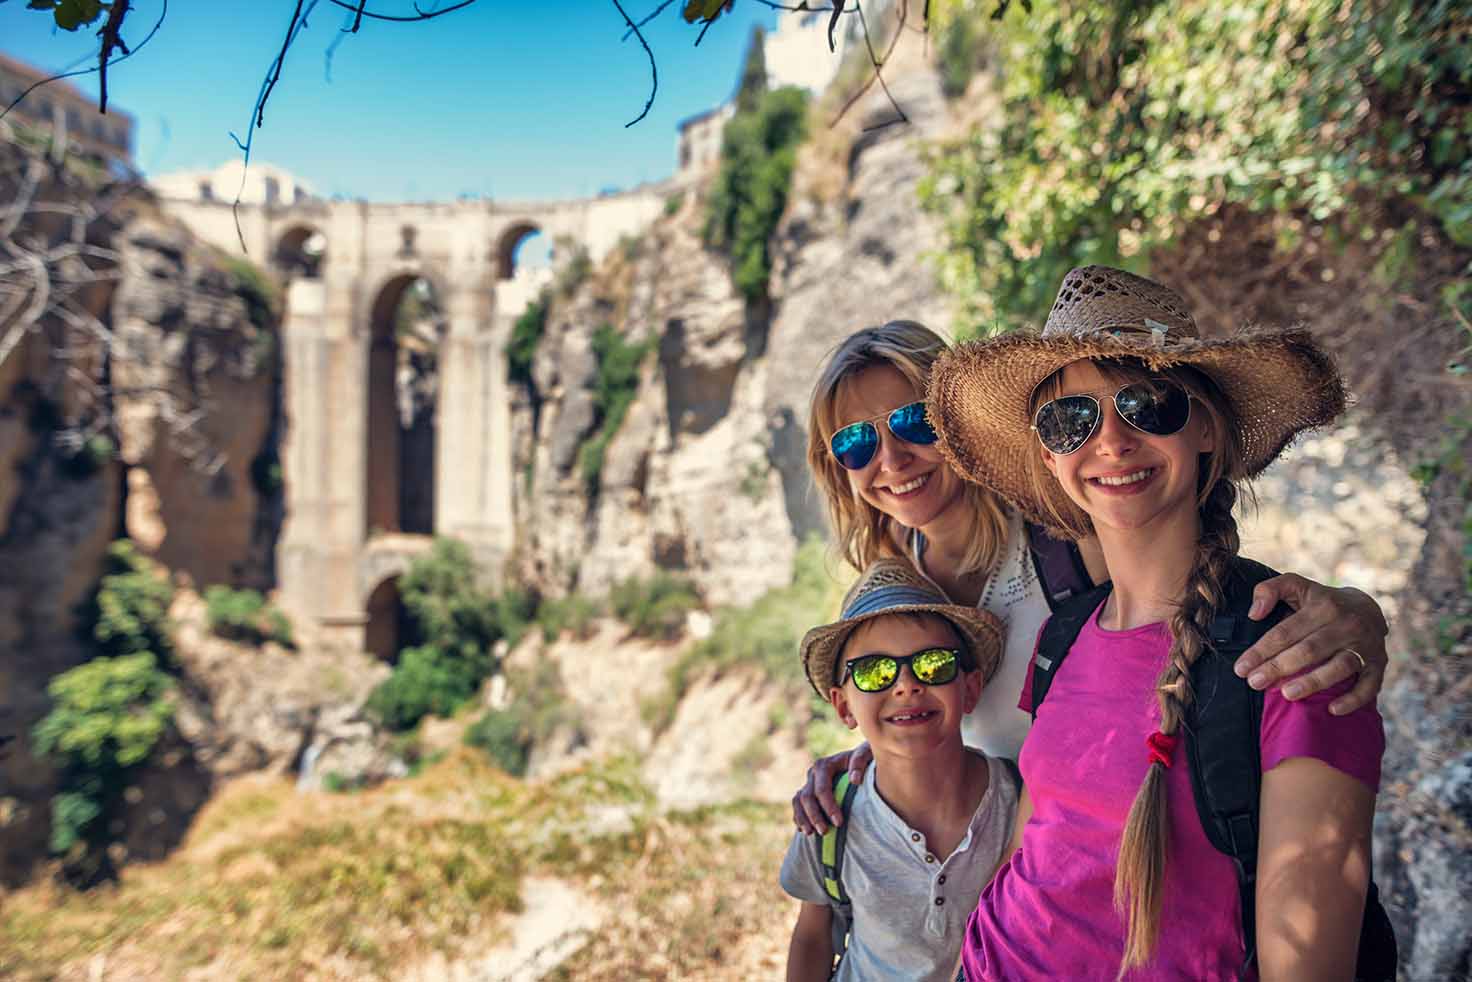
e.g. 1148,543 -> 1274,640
928,267 -> 1385,979
792,320 -> 1390,836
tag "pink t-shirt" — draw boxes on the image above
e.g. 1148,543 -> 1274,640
962,600 -> 1384,981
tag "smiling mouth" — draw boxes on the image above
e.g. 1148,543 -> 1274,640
1090,468 -> 1154,487
882,473 -> 930,496
885,709 -> 939,725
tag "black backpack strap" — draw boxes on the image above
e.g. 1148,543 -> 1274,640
1025,521 -> 1095,611
1029,581 -> 1112,719
999,755 -> 1023,793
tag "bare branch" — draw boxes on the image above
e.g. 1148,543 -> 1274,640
0,2 -> 168,126
611,0 -> 659,127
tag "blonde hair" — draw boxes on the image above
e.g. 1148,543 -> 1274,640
1026,358 -> 1248,975
807,321 -> 1009,577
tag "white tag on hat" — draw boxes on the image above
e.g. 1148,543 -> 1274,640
1144,318 -> 1169,347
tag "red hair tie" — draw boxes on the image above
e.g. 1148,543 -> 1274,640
1145,730 -> 1179,769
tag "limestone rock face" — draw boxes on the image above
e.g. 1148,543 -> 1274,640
511,63 -> 957,607
111,218 -> 282,591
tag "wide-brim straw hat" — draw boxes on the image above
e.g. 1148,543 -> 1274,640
928,265 -> 1346,534
800,559 -> 1004,698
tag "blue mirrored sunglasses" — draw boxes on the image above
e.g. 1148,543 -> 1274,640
829,401 -> 938,470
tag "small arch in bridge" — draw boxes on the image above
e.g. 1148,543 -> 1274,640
275,225 -> 326,280
496,222 -> 548,280
366,274 -> 446,537
364,576 -> 407,661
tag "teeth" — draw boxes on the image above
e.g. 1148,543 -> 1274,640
886,474 -> 929,495
889,712 -> 932,721
1096,469 -> 1152,487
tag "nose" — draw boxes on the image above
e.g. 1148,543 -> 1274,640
872,427 -> 914,471
1092,399 -> 1139,457
892,663 -> 925,695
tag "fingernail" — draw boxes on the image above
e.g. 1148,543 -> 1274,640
1248,673 -> 1267,689
1283,683 -> 1303,700
1233,659 -> 1250,677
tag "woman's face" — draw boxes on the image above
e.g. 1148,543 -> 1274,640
832,364 -> 964,532
1039,360 -> 1212,534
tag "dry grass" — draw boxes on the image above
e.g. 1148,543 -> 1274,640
0,750 -> 796,981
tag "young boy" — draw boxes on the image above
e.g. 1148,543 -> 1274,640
781,559 -> 1017,982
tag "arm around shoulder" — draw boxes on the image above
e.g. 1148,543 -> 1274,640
1255,757 -> 1376,982
787,901 -> 836,982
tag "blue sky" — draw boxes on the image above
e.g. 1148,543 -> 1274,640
0,1 -> 780,201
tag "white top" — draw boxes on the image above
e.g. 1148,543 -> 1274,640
780,754 -> 1020,982
910,509 -> 1051,760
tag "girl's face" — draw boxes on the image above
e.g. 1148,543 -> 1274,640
1039,361 -> 1213,534
833,364 -> 964,533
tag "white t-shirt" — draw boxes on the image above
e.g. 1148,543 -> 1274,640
910,509 -> 1052,760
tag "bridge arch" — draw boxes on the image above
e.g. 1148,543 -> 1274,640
274,224 -> 327,280
495,222 -> 544,280
364,271 -> 449,538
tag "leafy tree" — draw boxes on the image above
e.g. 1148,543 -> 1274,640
366,538 -> 531,731
735,25 -> 768,113
610,571 -> 701,640
919,0 -> 1472,332
32,652 -> 174,878
506,292 -> 548,389
88,539 -> 174,665
704,85 -> 809,302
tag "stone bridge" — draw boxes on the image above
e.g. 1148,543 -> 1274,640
161,186 -> 670,654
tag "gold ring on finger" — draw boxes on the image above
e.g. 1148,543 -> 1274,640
1344,647 -> 1368,673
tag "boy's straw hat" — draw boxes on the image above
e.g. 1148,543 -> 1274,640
928,265 -> 1346,531
800,559 -> 1004,697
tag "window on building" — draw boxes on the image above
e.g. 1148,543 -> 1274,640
264,177 -> 280,206
199,182 -> 214,202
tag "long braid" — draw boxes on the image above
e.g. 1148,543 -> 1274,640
1114,476 -> 1241,975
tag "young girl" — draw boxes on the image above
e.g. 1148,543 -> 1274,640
928,266 -> 1386,980
792,320 -> 1390,836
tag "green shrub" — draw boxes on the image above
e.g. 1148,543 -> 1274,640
223,255 -> 280,332
250,449 -> 283,497
643,536 -> 843,731
506,293 -> 549,389
32,652 -> 174,859
366,644 -> 487,731
663,191 -> 685,217
610,571 -> 701,640
89,540 -> 174,666
60,433 -> 115,479
554,246 -> 592,298
919,0 -> 1472,332
704,86 -> 810,302
464,660 -> 576,777
578,324 -> 652,492
536,594 -> 603,642
366,538 -> 531,731
204,585 -> 294,647
464,709 -> 529,776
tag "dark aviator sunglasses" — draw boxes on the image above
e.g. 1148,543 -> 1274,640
1032,379 -> 1192,456
829,401 -> 938,471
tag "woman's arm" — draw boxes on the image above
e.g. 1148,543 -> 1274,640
786,901 -> 836,982
1237,577 -> 1390,715
791,742 -> 874,835
1256,757 -> 1375,982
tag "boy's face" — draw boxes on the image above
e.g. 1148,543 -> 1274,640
828,613 -> 982,760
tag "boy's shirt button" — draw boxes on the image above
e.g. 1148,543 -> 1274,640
911,832 -> 921,842
938,874 -> 947,884
925,854 -> 935,863
935,897 -> 945,906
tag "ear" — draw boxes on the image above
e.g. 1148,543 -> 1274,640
828,687 -> 859,730
959,669 -> 983,715
1193,411 -> 1215,454
1040,442 -> 1060,478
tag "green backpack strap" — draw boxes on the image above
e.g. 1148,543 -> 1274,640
819,770 -> 859,905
